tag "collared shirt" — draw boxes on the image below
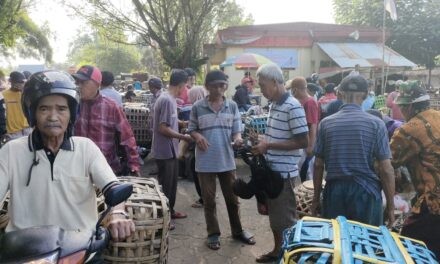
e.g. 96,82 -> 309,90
0,131 -> 117,233
188,96 -> 241,173
152,92 -> 179,160
101,86 -> 123,106
265,93 -> 308,178
2,89 -> 29,134
390,109 -> 440,215
74,93 -> 140,173
314,104 -> 391,199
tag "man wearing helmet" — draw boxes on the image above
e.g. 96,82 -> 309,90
0,71 -> 134,246
390,81 -> 440,258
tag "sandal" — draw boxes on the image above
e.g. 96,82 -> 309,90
256,252 -> 278,263
233,230 -> 256,245
207,234 -> 220,250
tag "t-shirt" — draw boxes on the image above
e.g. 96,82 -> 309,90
176,86 -> 192,109
265,93 -> 308,178
188,98 -> 241,173
152,92 -> 179,159
300,97 -> 319,125
0,135 -> 117,233
101,86 -> 122,106
314,104 -> 391,199
2,89 -> 29,134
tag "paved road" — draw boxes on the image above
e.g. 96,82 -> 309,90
142,157 -> 277,264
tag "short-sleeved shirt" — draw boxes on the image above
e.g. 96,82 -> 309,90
265,93 -> 308,178
0,133 -> 117,233
390,109 -> 440,215
300,96 -> 319,125
314,104 -> 391,199
176,86 -> 192,109
152,92 -> 179,160
188,97 -> 241,173
101,86 -> 122,106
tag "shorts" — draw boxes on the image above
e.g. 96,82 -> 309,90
267,176 -> 301,232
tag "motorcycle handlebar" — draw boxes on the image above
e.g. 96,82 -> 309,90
88,226 -> 110,253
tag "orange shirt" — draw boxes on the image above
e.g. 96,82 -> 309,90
2,89 -> 29,134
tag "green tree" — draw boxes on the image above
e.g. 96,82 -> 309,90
0,0 -> 53,62
67,32 -> 142,74
333,0 -> 440,85
66,0 -> 253,70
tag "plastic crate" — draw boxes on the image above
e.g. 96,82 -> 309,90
280,216 -> 438,264
374,95 -> 386,109
244,115 -> 268,136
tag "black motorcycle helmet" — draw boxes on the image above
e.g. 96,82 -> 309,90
22,70 -> 79,133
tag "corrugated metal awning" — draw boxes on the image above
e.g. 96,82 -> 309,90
317,42 -> 416,69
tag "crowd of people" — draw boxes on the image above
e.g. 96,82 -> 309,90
0,62 -> 439,262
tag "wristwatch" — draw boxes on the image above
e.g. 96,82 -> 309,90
111,210 -> 130,219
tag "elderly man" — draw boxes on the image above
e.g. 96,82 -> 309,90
1,71 -> 32,139
189,70 -> 255,250
0,71 -> 134,261
311,75 -> 395,227
390,81 -> 440,257
73,65 -> 140,176
251,64 -> 309,263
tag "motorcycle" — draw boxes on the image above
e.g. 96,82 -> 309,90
0,183 -> 133,263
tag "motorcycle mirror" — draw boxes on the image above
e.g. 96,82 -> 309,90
104,183 -> 133,207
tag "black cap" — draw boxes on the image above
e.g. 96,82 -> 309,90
205,70 -> 228,86
148,77 -> 163,89
339,75 -> 368,93
9,71 -> 26,83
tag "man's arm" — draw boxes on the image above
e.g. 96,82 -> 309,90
306,123 -> 317,157
115,107 -> 141,175
159,123 -> 192,142
378,159 -> 395,228
252,133 -> 308,155
311,157 -> 325,216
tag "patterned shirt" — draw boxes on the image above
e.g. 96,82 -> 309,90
390,109 -> 440,215
188,97 -> 241,173
74,93 -> 140,174
265,93 -> 308,178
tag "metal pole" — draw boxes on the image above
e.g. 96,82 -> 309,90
381,0 -> 386,95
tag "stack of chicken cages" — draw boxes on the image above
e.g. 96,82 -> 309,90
280,216 -> 438,264
123,102 -> 152,149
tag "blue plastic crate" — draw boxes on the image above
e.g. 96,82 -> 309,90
280,216 -> 438,264
244,115 -> 268,135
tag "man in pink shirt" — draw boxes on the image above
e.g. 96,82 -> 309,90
177,68 -> 196,121
318,83 -> 337,120
387,80 -> 404,121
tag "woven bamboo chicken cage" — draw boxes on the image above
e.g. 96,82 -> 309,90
103,177 -> 170,264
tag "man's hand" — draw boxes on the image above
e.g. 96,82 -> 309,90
107,214 -> 135,242
251,139 -> 268,155
305,146 -> 314,157
182,134 -> 193,143
233,137 -> 244,148
195,135 -> 210,151
384,206 -> 395,229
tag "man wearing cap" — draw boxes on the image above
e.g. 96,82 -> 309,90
390,81 -> 440,257
73,65 -> 141,176
100,71 -> 122,106
311,75 -> 395,227
1,71 -> 32,140
252,64 -> 308,262
188,70 -> 255,250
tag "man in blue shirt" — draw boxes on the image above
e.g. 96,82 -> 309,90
311,75 -> 395,227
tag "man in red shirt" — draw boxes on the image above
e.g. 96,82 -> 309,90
318,83 -> 338,120
73,65 -> 140,176
291,77 -> 319,182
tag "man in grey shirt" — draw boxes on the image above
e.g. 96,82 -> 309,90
100,71 -> 122,106
152,69 -> 192,223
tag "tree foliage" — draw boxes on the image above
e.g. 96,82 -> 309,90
67,32 -> 141,74
333,0 -> 440,70
66,0 -> 253,70
0,0 -> 53,62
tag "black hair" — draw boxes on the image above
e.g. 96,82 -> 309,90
366,109 -> 383,120
184,68 -> 196,77
101,71 -> 114,86
324,83 -> 336,93
170,69 -> 189,86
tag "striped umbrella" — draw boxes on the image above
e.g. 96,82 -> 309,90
220,53 -> 274,68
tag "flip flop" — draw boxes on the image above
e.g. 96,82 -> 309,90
207,234 -> 220,250
233,230 -> 256,245
256,252 -> 278,263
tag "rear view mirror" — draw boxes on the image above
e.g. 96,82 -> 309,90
104,184 -> 133,207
